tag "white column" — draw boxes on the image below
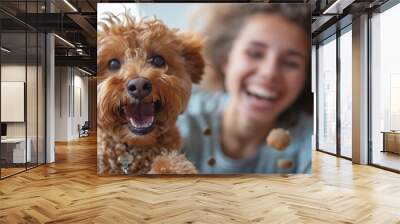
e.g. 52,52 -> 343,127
46,33 -> 55,163
45,1 -> 56,163
352,14 -> 369,164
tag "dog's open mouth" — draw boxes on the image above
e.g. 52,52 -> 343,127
120,100 -> 162,135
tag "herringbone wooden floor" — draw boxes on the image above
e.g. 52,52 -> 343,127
1,135 -> 400,224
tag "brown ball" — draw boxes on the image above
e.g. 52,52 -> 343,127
266,128 -> 291,150
203,127 -> 212,136
208,157 -> 216,166
277,159 -> 294,169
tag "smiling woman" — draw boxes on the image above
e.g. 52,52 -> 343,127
176,3 -> 313,174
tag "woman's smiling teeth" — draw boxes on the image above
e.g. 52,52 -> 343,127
245,85 -> 278,101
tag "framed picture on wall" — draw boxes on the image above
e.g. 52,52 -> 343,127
1,81 -> 25,122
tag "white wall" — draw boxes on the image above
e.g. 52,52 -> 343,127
1,63 -> 46,164
55,67 -> 68,141
54,67 -> 89,141
1,66 -> 26,137
1,65 -> 36,138
71,73 -> 89,139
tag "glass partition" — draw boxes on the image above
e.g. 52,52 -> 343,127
27,31 -> 38,169
38,31 -> 45,165
317,35 -> 337,155
370,3 -> 400,171
0,0 -> 46,179
339,27 -> 352,158
1,31 -> 28,177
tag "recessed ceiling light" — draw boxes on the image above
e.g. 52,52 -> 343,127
63,0 -> 78,12
54,34 -> 75,48
1,47 -> 11,53
323,0 -> 355,15
77,67 -> 93,76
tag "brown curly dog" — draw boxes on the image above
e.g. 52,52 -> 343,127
97,12 -> 204,175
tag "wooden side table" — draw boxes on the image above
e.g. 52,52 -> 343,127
381,131 -> 400,155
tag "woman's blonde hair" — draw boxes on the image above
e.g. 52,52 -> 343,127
197,3 -> 312,125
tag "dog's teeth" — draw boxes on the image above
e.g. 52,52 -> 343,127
129,118 -> 137,127
129,117 -> 154,129
129,118 -> 134,125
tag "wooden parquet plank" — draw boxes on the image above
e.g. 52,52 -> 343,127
0,135 -> 400,223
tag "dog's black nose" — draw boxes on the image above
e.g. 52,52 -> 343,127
127,77 -> 152,99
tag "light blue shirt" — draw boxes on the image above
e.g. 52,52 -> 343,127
177,88 -> 313,174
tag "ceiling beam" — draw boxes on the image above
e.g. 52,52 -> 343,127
323,0 -> 356,14
67,13 -> 96,46
55,55 -> 95,70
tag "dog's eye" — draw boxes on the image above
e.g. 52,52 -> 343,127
108,58 -> 121,71
150,55 -> 165,68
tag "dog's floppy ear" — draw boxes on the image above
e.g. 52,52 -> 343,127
179,33 -> 205,84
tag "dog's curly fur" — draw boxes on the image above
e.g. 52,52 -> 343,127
97,12 -> 204,175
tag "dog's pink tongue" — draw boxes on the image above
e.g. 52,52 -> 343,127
125,101 -> 154,127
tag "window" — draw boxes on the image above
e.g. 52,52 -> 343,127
370,2 -> 400,171
317,35 -> 337,154
339,27 -> 352,158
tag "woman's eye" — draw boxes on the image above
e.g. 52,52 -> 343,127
282,60 -> 300,70
245,49 -> 264,59
108,58 -> 121,71
150,55 -> 166,68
